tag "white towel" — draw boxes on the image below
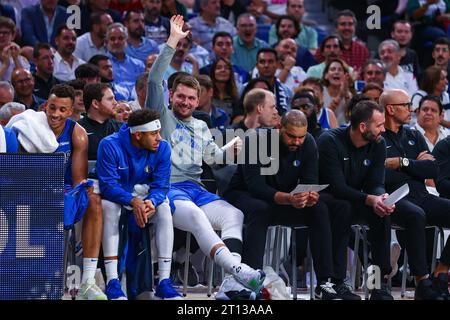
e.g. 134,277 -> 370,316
6,109 -> 58,153
0,125 -> 6,152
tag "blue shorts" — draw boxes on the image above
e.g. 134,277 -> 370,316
168,181 -> 221,213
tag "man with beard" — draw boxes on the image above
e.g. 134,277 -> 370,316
124,9 -> 159,62
33,43 -> 61,100
53,26 -> 86,82
74,12 -> 113,62
89,54 -> 132,101
79,0 -> 122,36
317,100 -> 395,300
381,89 -> 450,300
225,110 -> 357,300
306,35 -> 353,79
105,23 -> 145,94
432,38 -> 450,95
142,0 -> 170,45
273,38 -> 306,89
379,39 -> 418,99
390,20 -> 421,81
361,59 -> 386,89
290,90 -> 324,140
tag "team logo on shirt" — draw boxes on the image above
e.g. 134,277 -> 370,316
408,140 -> 415,146
145,165 -> 151,173
293,160 -> 301,167
363,159 -> 371,166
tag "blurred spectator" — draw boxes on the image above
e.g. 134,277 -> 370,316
109,0 -> 143,13
0,101 -> 25,126
161,0 -> 188,20
75,63 -> 101,84
200,32 -> 248,89
379,39 -> 418,98
210,57 -> 239,119
89,54 -> 133,101
307,35 -> 353,79
231,13 -> 269,73
164,35 -> 199,80
432,37 -> 450,94
113,100 -> 132,123
79,0 -> 122,35
124,9 -> 160,62
362,83 -> 383,103
66,78 -> 86,121
291,89 -> 324,139
21,0 -> 70,47
143,0 -> 171,45
274,38 -> 306,90
106,23 -> 145,93
181,21 -> 210,68
33,43 -> 61,100
0,4 -> 16,23
196,74 -> 229,128
11,68 -> 45,111
0,17 -> 30,82
53,26 -> 86,81
0,81 -> 14,107
189,0 -> 236,52
414,95 -> 449,151
321,58 -> 354,126
220,0 -> 246,23
234,77 -> 271,119
361,59 -> 386,89
391,20 -> 422,80
411,65 -> 449,127
74,12 -> 113,62
252,48 -> 291,115
268,0 -> 318,54
129,72 -> 148,111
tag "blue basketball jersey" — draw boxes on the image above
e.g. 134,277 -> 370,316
55,119 -> 75,191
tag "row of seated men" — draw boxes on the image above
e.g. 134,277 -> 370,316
2,15 -> 450,301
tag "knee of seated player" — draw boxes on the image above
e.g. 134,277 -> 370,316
86,193 -> 102,218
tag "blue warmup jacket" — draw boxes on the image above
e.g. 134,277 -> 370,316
97,124 -> 171,207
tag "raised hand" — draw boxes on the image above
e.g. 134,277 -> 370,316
167,15 -> 189,49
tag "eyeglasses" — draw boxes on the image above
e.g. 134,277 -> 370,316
388,102 -> 412,109
0,31 -> 12,36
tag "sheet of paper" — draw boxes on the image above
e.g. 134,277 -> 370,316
290,184 -> 329,195
222,136 -> 241,150
383,183 -> 409,206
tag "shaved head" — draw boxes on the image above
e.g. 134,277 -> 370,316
379,89 -> 409,108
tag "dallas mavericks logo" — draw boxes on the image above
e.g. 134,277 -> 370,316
144,165 -> 151,173
293,160 -> 301,167
408,140 -> 415,146
363,159 -> 371,167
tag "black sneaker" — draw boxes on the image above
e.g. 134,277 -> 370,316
314,282 -> 342,300
432,273 -> 450,300
370,284 -> 394,300
333,282 -> 361,300
415,278 -> 444,300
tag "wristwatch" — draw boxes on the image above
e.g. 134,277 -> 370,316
400,157 -> 409,168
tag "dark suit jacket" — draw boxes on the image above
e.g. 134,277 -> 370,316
21,4 -> 70,47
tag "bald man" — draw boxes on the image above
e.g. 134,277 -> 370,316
381,89 -> 450,300
11,68 -> 45,110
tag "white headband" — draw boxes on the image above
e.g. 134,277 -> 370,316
129,119 -> 161,133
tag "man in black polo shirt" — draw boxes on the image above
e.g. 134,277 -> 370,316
225,110 -> 355,300
433,136 -> 450,199
317,100 -> 395,300
33,43 -> 61,100
381,90 -> 450,300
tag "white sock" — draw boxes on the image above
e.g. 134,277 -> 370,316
213,246 -> 240,274
104,259 -> 118,284
158,257 -> 172,283
82,258 -> 98,284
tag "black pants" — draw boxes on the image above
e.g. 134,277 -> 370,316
406,194 -> 450,266
391,198 -> 428,276
225,190 -> 340,281
351,202 -> 392,277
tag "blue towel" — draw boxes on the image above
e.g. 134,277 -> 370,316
64,180 -> 94,230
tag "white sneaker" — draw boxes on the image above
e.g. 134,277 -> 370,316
216,275 -> 256,300
77,280 -> 107,300
231,263 -> 265,292
389,242 -> 401,278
